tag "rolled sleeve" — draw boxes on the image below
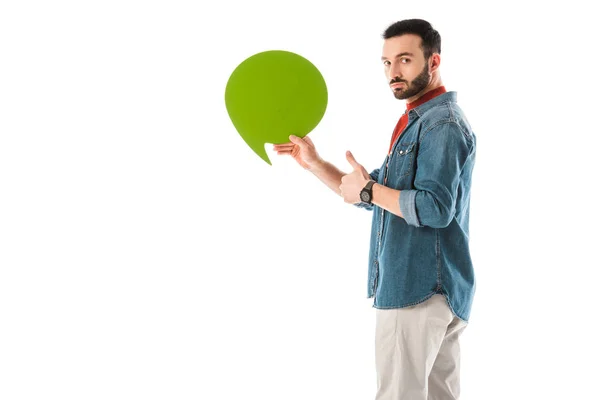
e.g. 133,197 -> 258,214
410,122 -> 472,228
399,189 -> 421,227
368,168 -> 380,182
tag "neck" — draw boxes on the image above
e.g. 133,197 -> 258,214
406,75 -> 444,104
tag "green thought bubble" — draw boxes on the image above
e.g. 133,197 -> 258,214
225,50 -> 328,165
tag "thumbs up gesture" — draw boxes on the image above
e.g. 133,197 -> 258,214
340,151 -> 371,204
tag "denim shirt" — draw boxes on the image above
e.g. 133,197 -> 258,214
357,91 -> 476,322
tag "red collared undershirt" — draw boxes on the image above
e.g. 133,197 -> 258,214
387,86 -> 447,155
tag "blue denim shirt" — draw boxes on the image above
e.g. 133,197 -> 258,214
357,91 -> 476,322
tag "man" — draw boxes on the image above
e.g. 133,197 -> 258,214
273,19 -> 476,400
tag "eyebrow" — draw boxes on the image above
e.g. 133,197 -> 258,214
381,52 -> 414,60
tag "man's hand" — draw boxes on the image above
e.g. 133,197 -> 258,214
340,151 -> 371,204
273,135 -> 323,170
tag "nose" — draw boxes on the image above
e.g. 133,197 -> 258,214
388,63 -> 402,83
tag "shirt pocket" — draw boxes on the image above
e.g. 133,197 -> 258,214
393,142 -> 416,178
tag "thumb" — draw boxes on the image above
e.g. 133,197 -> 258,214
346,151 -> 361,170
289,135 -> 306,148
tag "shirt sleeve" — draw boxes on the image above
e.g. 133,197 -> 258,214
399,122 -> 473,228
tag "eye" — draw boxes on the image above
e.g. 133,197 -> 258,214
401,58 -> 410,64
383,60 -> 391,67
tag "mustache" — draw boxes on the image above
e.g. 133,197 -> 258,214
390,77 -> 407,85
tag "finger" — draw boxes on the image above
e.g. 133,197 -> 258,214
346,151 -> 361,170
289,135 -> 307,148
273,144 -> 294,151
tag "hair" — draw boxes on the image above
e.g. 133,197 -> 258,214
382,19 -> 441,60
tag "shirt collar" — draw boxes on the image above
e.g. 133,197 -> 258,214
407,85 -> 447,111
409,89 -> 458,117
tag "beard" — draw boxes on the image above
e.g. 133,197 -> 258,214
391,64 -> 430,100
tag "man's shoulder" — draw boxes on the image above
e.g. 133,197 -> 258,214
418,102 -> 453,125
417,95 -> 474,142
415,92 -> 458,121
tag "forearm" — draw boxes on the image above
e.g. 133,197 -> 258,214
308,159 -> 346,196
372,183 -> 404,218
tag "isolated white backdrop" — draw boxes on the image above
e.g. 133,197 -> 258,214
1,1 -> 598,399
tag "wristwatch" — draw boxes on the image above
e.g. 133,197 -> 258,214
360,180 -> 375,205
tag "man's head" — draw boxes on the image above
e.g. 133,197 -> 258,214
381,19 -> 442,101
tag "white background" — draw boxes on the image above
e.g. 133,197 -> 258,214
1,1 -> 598,399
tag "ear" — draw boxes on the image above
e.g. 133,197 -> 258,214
429,53 -> 441,74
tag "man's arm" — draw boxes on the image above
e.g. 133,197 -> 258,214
274,135 -> 382,210
398,122 -> 473,228
275,135 -> 380,203
371,184 -> 403,217
307,160 -> 346,197
274,135 -> 347,196
342,123 -> 473,226
310,161 -> 381,200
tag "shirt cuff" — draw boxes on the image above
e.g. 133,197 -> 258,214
354,202 -> 374,211
399,190 -> 422,227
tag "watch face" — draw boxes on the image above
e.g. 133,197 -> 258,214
361,191 -> 369,202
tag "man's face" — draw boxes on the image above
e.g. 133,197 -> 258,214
382,34 -> 431,100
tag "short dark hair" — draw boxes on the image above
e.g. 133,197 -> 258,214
382,19 -> 441,60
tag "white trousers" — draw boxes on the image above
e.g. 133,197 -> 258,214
374,294 -> 468,400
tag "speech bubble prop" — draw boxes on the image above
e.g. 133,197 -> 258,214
225,50 -> 328,165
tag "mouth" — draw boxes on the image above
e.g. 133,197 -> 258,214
390,82 -> 405,89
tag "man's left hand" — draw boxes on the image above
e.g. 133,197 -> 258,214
340,151 -> 371,204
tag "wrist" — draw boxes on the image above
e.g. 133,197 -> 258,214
371,183 -> 381,204
307,157 -> 326,172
